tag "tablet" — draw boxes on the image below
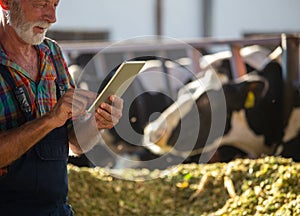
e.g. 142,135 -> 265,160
87,61 -> 146,113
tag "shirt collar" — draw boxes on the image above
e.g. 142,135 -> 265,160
0,44 -> 8,60
0,40 -> 51,64
37,40 -> 51,56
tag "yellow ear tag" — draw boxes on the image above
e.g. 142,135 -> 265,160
176,181 -> 189,189
244,91 -> 255,108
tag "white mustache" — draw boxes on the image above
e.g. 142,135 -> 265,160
34,21 -> 51,30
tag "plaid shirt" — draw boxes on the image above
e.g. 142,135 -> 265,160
0,38 -> 75,131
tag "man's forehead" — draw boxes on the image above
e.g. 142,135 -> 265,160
31,0 -> 60,3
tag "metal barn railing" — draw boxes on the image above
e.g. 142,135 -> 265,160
59,34 -> 300,126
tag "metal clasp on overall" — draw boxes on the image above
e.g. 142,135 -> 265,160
14,85 -> 32,114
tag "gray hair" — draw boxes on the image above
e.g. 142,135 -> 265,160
4,0 -> 22,26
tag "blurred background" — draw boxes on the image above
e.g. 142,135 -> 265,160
49,0 -> 300,41
50,0 -> 300,170
45,2 -> 300,213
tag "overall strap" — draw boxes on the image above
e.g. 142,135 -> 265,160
0,64 -> 34,121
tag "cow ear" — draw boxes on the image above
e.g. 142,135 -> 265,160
240,76 -> 268,109
224,73 -> 268,110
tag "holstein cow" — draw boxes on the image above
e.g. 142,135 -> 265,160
143,60 -> 283,163
100,47 -> 284,167
102,46 -> 281,166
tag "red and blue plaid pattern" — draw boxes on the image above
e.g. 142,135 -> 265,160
0,38 -> 75,130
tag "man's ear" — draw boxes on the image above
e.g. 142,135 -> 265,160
0,0 -> 10,10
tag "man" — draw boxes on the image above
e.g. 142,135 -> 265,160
0,0 -> 123,215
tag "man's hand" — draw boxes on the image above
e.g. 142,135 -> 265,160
68,94 -> 123,155
48,89 -> 95,128
48,87 -> 123,130
94,95 -> 123,129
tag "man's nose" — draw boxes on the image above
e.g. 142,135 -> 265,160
43,5 -> 56,24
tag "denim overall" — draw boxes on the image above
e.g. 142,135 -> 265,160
0,57 -> 73,215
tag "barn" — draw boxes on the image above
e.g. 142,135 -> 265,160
63,34 -> 300,170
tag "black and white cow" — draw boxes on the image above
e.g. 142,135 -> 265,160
142,60 -> 284,163
70,46 -> 290,168
98,46 -> 286,167
101,46 -> 280,166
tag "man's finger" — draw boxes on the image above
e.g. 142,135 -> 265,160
109,95 -> 123,109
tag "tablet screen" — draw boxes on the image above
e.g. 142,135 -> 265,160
87,61 -> 146,113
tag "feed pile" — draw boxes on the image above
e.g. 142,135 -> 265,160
68,156 -> 300,216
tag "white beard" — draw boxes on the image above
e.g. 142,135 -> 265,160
13,20 -> 50,45
6,7 -> 51,45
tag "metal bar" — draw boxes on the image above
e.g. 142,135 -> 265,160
202,0 -> 213,37
229,44 -> 247,79
156,0 -> 163,36
59,37 -> 282,55
281,34 -> 300,126
186,46 -> 201,74
188,37 -> 281,48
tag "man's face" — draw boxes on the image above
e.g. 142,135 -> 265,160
7,0 -> 57,45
